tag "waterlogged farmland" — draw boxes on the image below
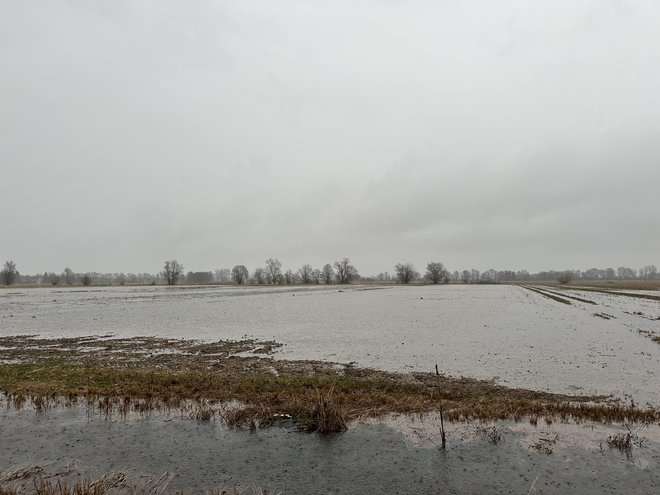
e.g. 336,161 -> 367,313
1,284 -> 658,405
1,284 -> 660,493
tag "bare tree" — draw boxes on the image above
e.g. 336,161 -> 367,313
284,269 -> 296,284
557,271 -> 573,284
214,268 -> 231,284
395,263 -> 418,284
298,264 -> 314,284
334,257 -> 358,284
322,264 -> 334,284
425,262 -> 448,284
482,268 -> 498,283
81,273 -> 93,286
1,260 -> 18,286
63,267 -> 75,285
640,264 -> 658,280
617,266 -> 636,280
232,265 -> 249,285
45,272 -> 61,286
265,258 -> 282,284
162,259 -> 184,285
253,267 -> 265,284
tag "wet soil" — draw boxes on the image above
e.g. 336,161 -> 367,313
0,335 -> 281,370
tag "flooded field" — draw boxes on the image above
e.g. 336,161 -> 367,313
1,284 -> 660,493
1,284 -> 658,405
1,403 -> 659,494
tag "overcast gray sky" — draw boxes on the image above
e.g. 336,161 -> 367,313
2,0 -> 659,275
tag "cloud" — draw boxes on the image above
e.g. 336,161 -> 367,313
1,0 -> 659,274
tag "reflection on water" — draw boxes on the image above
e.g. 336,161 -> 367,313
1,405 -> 658,494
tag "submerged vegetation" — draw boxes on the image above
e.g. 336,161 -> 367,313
0,471 -> 275,495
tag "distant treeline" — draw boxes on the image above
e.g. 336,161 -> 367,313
1,258 -> 659,287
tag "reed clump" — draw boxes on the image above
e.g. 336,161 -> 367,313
606,432 -> 633,452
308,389 -> 347,433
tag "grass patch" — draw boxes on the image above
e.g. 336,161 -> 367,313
1,335 -> 657,430
1,360 -> 657,429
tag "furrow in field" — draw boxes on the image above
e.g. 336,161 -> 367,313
519,285 -> 572,305
535,286 -> 597,305
568,286 -> 660,302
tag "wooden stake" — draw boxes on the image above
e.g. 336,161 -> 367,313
436,363 -> 446,449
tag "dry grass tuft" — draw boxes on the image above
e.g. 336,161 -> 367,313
529,434 -> 559,455
191,403 -> 215,421
605,424 -> 645,453
221,406 -> 260,430
308,389 -> 347,434
476,424 -> 503,445
606,432 -> 634,452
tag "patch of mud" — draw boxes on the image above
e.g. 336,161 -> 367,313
0,335 -> 282,370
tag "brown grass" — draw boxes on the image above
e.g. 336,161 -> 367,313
1,361 -> 657,429
475,425 -> 503,445
1,335 -> 658,429
606,432 -> 634,452
0,478 -> 275,495
529,434 -> 559,455
308,388 -> 347,433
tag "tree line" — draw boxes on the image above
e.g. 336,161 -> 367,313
1,258 -> 659,286
160,257 -> 360,286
